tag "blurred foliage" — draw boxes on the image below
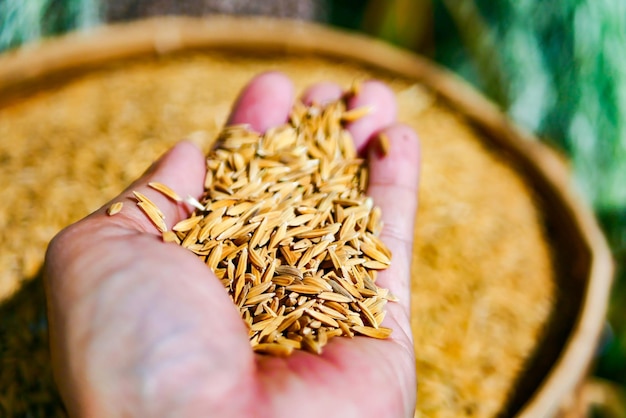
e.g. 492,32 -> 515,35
361,0 -> 433,53
0,0 -> 98,51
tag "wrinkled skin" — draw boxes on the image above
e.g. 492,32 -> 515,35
44,73 -> 421,418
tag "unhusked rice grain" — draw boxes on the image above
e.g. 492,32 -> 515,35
145,98 -> 395,355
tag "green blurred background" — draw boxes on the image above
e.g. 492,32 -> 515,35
1,0 -> 624,415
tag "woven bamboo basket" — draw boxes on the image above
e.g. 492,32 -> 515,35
0,17 -> 613,417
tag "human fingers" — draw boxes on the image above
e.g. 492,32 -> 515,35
302,80 -> 397,153
345,80 -> 397,153
340,80 -> 418,338
227,71 -> 295,132
366,124 -> 420,344
300,81 -> 343,106
297,79 -> 419,344
302,79 -> 417,343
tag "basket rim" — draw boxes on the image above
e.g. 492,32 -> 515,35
0,16 -> 614,417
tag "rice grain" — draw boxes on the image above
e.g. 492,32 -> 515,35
107,202 -> 124,216
137,98 -> 394,355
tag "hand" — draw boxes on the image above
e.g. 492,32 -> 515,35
44,72 -> 421,418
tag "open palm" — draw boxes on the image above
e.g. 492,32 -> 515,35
44,73 -> 420,418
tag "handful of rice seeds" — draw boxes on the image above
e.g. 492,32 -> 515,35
126,97 -> 395,356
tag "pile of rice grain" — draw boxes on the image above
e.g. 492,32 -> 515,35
125,99 -> 396,356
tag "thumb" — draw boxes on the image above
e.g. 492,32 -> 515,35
44,140 -> 254,416
92,140 -> 207,235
